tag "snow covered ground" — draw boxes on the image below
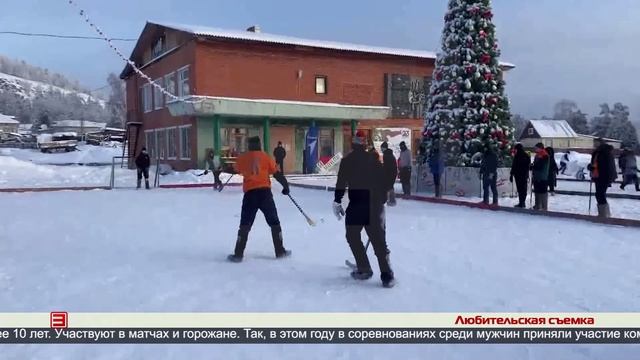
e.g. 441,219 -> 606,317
0,187 -> 639,359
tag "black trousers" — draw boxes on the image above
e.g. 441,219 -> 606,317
399,167 -> 411,195
137,167 -> 149,180
533,180 -> 548,194
234,188 -> 284,257
515,176 -> 528,206
433,173 -> 441,189
345,204 -> 392,274
213,171 -> 222,186
276,159 -> 285,174
595,181 -> 608,205
482,173 -> 498,204
622,174 -> 639,189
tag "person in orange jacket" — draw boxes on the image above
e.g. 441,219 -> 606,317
228,136 -> 291,262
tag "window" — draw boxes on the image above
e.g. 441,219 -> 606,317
142,83 -> 152,113
315,76 -> 327,94
153,79 -> 163,110
167,127 -> 178,159
528,127 -> 534,135
145,130 -> 156,159
180,126 -> 191,159
178,66 -> 190,97
151,35 -> 166,58
164,72 -> 176,104
319,128 -> 334,158
157,129 -> 166,159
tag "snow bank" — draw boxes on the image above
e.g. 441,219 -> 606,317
0,144 -> 122,165
1,188 -> 639,359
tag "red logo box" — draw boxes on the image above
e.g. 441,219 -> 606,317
50,312 -> 68,329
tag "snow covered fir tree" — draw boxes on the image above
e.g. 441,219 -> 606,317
422,0 -> 514,167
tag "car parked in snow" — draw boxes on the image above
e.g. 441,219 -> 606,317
37,132 -> 78,153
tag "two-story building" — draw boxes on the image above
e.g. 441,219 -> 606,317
121,21 -> 514,172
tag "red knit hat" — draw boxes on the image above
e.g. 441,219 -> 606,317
353,130 -> 366,145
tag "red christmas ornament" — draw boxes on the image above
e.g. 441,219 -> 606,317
484,73 -> 493,81
483,10 -> 493,19
479,30 -> 487,38
482,112 -> 489,122
481,54 -> 491,64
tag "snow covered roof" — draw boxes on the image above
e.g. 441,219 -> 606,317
53,120 -> 107,129
153,21 -> 437,60
147,21 -> 515,68
0,113 -> 19,124
529,120 -> 578,138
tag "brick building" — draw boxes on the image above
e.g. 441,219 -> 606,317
121,21 -> 514,172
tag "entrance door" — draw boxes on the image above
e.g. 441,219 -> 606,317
269,126 -> 295,173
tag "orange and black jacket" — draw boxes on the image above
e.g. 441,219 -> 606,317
235,151 -> 289,193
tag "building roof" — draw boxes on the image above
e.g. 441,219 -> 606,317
578,134 -> 623,143
122,21 -> 515,78
0,113 -> 19,124
53,120 -> 107,129
528,120 -> 578,138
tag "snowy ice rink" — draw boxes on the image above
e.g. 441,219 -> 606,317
1,186 -> 639,359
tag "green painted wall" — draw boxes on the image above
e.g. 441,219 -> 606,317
197,117 -> 214,167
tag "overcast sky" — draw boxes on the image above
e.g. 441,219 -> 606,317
0,0 -> 638,121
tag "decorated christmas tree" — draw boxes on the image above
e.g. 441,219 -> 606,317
422,0 -> 514,167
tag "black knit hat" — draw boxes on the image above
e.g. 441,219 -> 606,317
248,136 -> 261,151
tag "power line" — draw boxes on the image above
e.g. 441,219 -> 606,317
0,31 -> 136,41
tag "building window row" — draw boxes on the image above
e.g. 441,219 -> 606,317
144,125 -> 191,161
141,65 -> 190,113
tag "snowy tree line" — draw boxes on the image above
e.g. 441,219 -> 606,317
512,99 -> 639,150
0,55 -> 90,93
0,66 -> 125,129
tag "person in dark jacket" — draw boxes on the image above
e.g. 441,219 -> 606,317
380,142 -> 398,206
531,143 -> 550,210
479,144 -> 499,206
333,130 -> 395,288
273,141 -> 286,174
204,148 -> 224,190
546,147 -> 559,195
559,151 -> 570,174
619,147 -> 639,191
428,139 -> 445,198
398,141 -> 412,196
510,143 -> 530,208
135,147 -> 151,190
228,136 -> 291,262
588,139 -> 617,217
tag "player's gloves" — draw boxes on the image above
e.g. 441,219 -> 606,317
333,202 -> 345,221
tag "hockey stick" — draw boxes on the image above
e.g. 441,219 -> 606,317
288,194 -> 316,226
218,174 -> 234,192
345,240 -> 371,269
588,178 -> 593,215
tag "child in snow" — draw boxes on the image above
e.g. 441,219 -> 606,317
204,148 -> 224,190
228,136 -> 291,262
135,147 -> 151,190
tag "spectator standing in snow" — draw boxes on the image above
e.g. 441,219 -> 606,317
559,150 -> 570,174
510,143 -> 530,208
588,138 -> 617,218
546,146 -> 559,195
380,142 -> 398,206
479,144 -> 499,206
273,141 -> 286,174
227,136 -> 291,262
619,147 -> 639,191
204,149 -> 224,190
135,147 -> 151,190
531,143 -> 550,211
398,141 -> 412,196
333,130 -> 395,288
428,139 -> 445,198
